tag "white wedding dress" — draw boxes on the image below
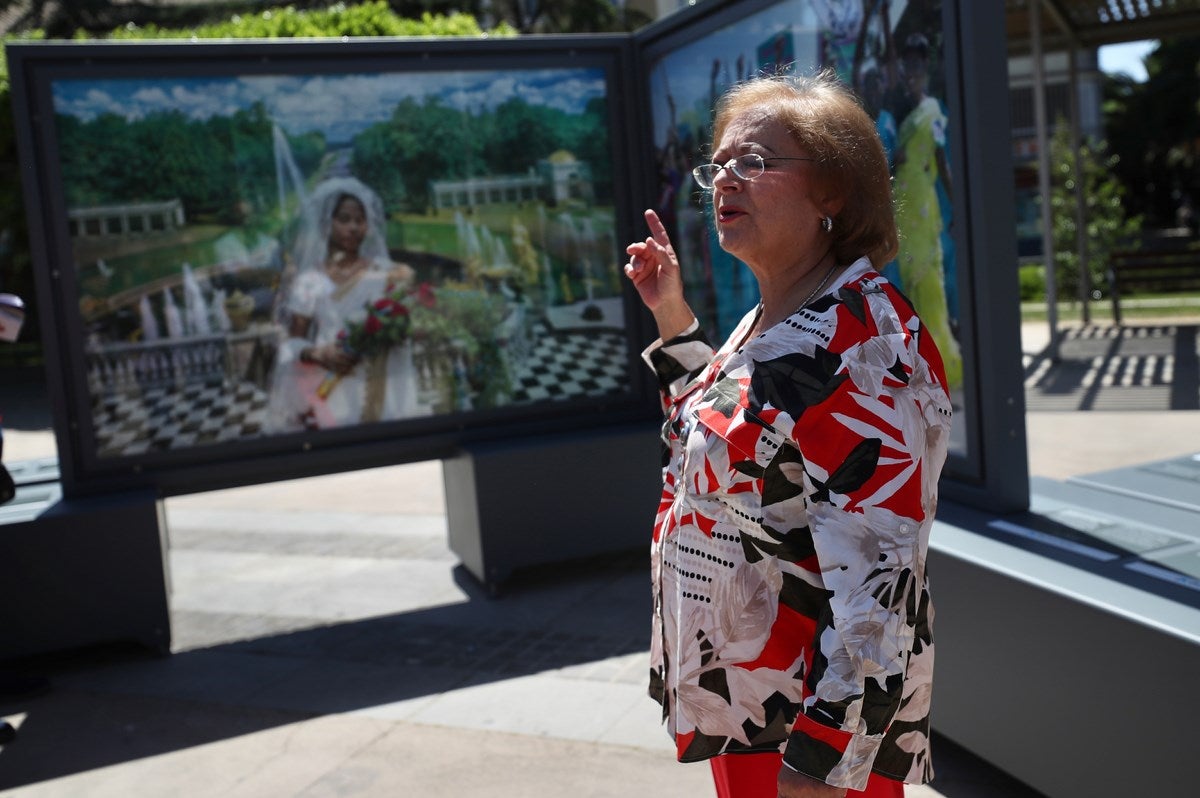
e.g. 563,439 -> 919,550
266,268 -> 422,432
264,176 -> 424,433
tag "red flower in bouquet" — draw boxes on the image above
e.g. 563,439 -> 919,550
317,282 -> 432,400
414,282 -> 436,309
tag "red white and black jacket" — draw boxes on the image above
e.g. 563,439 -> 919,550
643,258 -> 952,790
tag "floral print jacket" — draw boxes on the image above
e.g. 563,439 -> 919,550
643,258 -> 952,790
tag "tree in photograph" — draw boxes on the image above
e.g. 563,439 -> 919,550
354,96 -> 481,214
484,98 -> 562,175
567,96 -> 611,200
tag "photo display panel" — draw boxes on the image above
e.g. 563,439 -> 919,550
640,0 -> 971,461
10,39 -> 650,489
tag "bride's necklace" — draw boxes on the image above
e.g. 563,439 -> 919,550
325,252 -> 365,281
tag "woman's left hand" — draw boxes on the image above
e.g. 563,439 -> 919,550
624,209 -> 694,340
777,767 -> 847,798
388,262 -> 416,287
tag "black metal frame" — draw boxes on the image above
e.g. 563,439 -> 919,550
632,0 -> 1028,510
7,35 -> 658,498
7,0 -> 1029,511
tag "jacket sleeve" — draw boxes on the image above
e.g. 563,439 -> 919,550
779,308 -> 945,790
640,319 -> 716,408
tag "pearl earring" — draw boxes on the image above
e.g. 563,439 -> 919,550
822,216 -> 833,233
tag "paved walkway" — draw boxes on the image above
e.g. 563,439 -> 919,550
1022,319 -> 1199,411
1019,318 -> 1200,480
4,318 -> 1199,797
0,455 -> 1035,798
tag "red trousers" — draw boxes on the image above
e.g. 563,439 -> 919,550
710,752 -> 904,798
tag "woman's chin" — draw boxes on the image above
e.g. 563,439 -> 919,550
716,232 -> 750,262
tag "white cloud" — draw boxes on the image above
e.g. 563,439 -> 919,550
54,68 -> 605,139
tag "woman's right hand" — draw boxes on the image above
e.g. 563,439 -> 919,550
625,209 -> 694,340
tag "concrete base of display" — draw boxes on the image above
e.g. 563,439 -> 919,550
0,466 -> 170,660
443,422 -> 661,594
929,496 -> 1199,798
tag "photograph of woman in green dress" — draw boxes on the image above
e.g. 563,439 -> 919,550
893,32 -> 963,390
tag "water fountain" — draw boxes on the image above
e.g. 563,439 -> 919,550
272,124 -> 309,226
181,263 -> 211,336
211,289 -> 232,333
542,254 -> 556,306
162,287 -> 184,339
542,214 -> 622,331
138,295 -> 160,342
454,211 -> 484,284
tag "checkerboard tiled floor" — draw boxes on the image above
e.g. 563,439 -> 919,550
88,323 -> 632,457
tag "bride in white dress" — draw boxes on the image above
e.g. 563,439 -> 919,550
266,177 -> 422,432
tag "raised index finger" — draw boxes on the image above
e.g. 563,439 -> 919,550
643,208 -> 671,247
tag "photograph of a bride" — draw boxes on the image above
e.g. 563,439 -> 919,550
52,62 -> 632,457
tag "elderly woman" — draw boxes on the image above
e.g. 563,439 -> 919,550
624,72 -> 952,798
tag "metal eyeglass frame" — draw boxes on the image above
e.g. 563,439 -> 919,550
691,153 -> 816,190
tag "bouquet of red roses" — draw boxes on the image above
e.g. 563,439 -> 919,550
317,281 -> 436,399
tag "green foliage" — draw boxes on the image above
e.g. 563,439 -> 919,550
55,103 -> 323,219
1018,263 -> 1045,302
351,93 -> 608,213
101,3 -> 514,40
354,95 -> 480,214
1102,36 -> 1200,227
1047,116 -> 1141,300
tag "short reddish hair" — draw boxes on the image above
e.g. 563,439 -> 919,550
710,70 -> 899,269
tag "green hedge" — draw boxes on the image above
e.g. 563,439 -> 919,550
0,2 -> 512,355
99,3 -> 514,40
1018,263 -> 1045,302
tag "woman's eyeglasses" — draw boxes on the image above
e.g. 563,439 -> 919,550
691,153 -> 815,190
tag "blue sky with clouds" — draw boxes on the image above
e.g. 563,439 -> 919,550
52,68 -> 607,142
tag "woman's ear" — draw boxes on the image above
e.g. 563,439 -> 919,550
821,194 -> 846,219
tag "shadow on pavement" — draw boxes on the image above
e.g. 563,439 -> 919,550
1023,322 -> 1199,411
0,553 -> 652,790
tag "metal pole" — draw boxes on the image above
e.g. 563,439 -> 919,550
1068,45 -> 1091,324
1031,0 -> 1060,361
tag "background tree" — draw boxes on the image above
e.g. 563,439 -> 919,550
354,95 -> 481,213
1103,36 -> 1200,229
1048,117 -> 1141,302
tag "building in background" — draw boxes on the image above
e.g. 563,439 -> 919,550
1008,48 -> 1106,259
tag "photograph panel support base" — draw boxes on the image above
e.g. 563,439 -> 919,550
444,423 -> 662,594
0,488 -> 171,661
929,505 -> 1199,797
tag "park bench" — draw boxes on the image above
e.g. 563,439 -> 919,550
1106,241 -> 1200,324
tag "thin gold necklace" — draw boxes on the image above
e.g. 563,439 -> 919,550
795,260 -> 839,312
757,260 -> 839,334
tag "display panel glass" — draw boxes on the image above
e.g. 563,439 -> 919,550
642,0 -> 969,458
25,46 -> 642,471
